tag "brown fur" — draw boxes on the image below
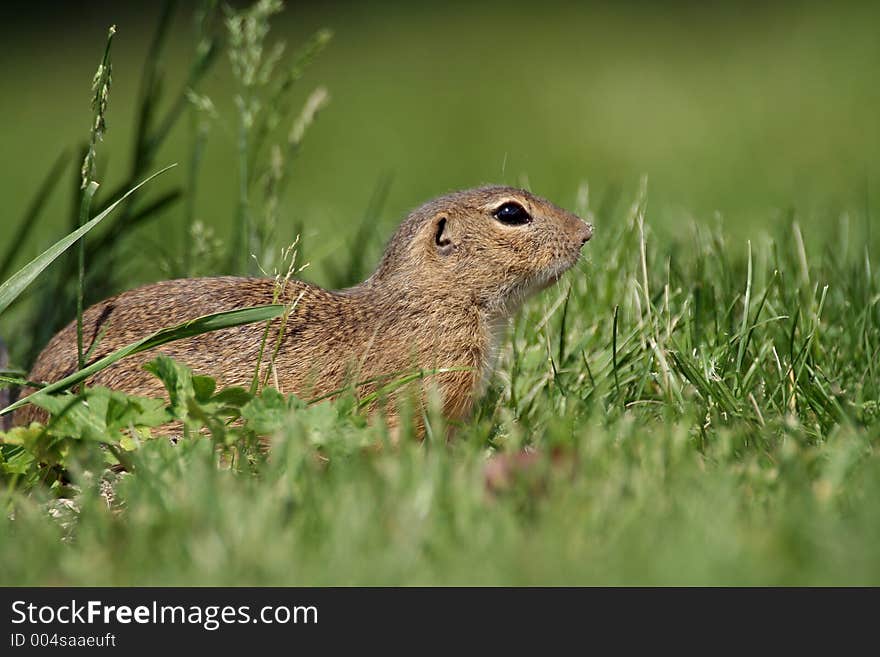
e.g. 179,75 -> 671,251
14,186 -> 592,430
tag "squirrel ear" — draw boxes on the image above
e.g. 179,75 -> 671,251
434,216 -> 455,256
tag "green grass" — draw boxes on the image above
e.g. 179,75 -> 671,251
1,0 -> 879,585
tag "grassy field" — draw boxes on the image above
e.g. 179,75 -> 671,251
1,0 -> 879,585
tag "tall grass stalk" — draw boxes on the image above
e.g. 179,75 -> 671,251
75,26 -> 116,376
226,0 -> 330,273
250,238 -> 308,393
226,0 -> 285,273
22,4 -> 219,368
182,90 -> 216,274
180,0 -> 219,273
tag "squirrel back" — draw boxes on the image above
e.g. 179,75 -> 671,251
14,186 -> 592,430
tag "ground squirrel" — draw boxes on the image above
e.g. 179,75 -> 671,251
14,186 -> 592,429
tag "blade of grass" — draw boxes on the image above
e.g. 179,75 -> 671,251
327,173 -> 393,288
668,345 -> 741,417
85,189 -> 182,265
132,0 -> 176,167
356,367 -> 473,410
612,304 -> 621,404
558,284 -> 572,366
739,271 -> 779,386
144,3 -> 219,161
0,165 -> 176,317
734,240 -> 753,377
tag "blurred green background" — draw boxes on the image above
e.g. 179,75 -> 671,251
1,0 -> 878,361
2,0 -> 880,587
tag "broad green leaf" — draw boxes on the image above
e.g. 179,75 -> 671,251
144,355 -> 194,417
26,387 -> 169,445
211,387 -> 253,409
192,375 -> 217,402
240,387 -> 302,435
0,440 -> 37,476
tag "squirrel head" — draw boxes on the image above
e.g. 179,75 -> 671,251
367,186 -> 592,315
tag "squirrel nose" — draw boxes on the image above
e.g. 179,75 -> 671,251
579,222 -> 593,245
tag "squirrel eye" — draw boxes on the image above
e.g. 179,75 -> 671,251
493,202 -> 531,226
